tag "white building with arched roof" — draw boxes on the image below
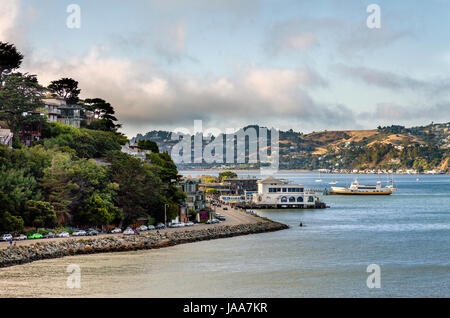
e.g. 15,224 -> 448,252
250,176 -> 323,208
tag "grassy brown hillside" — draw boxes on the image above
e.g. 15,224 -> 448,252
278,123 -> 449,171
301,129 -> 425,155
136,123 -> 450,172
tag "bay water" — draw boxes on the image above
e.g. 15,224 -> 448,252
0,172 -> 448,297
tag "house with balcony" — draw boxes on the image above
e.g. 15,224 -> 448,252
41,98 -> 89,128
178,178 -> 206,212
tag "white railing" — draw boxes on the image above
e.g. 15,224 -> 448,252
0,133 -> 13,147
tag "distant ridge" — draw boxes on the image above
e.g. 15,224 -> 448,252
132,123 -> 450,172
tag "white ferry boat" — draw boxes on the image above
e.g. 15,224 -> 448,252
328,179 -> 397,195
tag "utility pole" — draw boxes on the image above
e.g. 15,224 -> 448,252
164,203 -> 169,227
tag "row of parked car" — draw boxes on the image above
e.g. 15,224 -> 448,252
0,231 -> 68,242
113,223 -> 169,235
0,225 -> 160,242
169,221 -> 195,228
1,217 -> 228,242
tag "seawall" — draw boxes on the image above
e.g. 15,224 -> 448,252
0,220 -> 288,268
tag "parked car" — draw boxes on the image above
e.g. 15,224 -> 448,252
123,228 -> 135,235
14,234 -> 27,241
147,225 -> 156,230
72,230 -> 87,236
56,231 -> 70,238
110,228 -> 122,234
223,207 -> 228,210
138,225 -> 148,231
216,215 -> 226,221
1,234 -> 13,241
43,232 -> 55,239
28,233 -> 43,239
185,222 -> 195,226
155,223 -> 166,229
86,229 -> 99,236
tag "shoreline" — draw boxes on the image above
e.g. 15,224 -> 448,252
0,212 -> 288,269
179,168 -> 448,175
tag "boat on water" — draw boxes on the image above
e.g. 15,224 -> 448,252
329,181 -> 338,185
327,179 -> 396,195
315,172 -> 323,182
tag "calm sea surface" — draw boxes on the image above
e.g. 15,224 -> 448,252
0,172 -> 449,297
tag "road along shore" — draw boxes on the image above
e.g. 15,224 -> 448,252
0,209 -> 288,268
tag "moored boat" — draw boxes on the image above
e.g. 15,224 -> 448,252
327,179 -> 396,195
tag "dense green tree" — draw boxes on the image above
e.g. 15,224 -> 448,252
0,168 -> 40,214
48,77 -> 80,104
69,159 -> 121,220
0,42 -> 23,81
138,139 -> 159,153
40,152 -> 78,223
83,98 -> 121,131
148,152 -> 186,210
218,171 -> 237,182
41,123 -> 123,158
0,211 -> 24,233
12,145 -> 53,179
23,200 -> 57,229
107,151 -> 173,223
75,194 -> 119,227
0,73 -> 45,146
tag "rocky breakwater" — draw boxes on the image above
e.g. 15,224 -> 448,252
0,220 -> 288,268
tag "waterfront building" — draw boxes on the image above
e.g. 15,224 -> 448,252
178,178 -> 206,211
226,177 -> 258,195
199,182 -> 232,195
244,190 -> 257,202
200,177 -> 258,196
172,205 -> 189,224
219,195 -> 246,204
248,176 -> 324,208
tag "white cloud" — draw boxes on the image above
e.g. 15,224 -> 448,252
360,102 -> 450,122
334,64 -> 450,96
21,45 -> 355,137
265,16 -> 409,58
0,0 -> 19,41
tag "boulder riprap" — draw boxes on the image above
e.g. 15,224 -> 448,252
0,220 -> 288,268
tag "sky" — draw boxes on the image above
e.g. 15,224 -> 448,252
1,0 -> 450,138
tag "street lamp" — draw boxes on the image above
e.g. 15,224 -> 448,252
164,203 -> 169,227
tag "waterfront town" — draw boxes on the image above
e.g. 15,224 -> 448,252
0,41 -> 321,250
0,46 -> 445,247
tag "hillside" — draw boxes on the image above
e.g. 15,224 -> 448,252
133,123 -> 450,173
